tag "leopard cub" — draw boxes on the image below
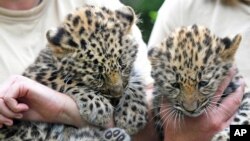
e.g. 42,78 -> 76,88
148,25 -> 250,141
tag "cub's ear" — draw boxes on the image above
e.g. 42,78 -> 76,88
148,46 -> 162,67
220,34 -> 242,61
46,28 -> 66,46
115,6 -> 136,32
46,27 -> 77,58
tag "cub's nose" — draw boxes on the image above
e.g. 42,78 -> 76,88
109,85 -> 123,98
182,101 -> 198,112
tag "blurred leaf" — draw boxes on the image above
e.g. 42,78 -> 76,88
149,11 -> 158,22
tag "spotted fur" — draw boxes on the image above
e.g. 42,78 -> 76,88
148,25 -> 250,141
0,5 -> 147,141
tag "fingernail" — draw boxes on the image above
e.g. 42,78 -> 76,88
16,114 -> 23,119
5,121 -> 13,126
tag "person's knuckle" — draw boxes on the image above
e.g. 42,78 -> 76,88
0,115 -> 6,123
11,106 -> 19,113
216,87 -> 224,95
232,97 -> 242,106
0,98 -> 4,106
211,124 -> 222,132
9,74 -> 21,81
9,75 -> 26,84
9,77 -> 26,90
209,118 -> 222,131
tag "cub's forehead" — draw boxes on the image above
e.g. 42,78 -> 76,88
164,25 -> 222,57
172,25 -> 214,43
159,25 -> 223,71
69,5 -> 115,18
64,6 -> 117,27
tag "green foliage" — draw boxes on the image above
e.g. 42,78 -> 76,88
121,0 -> 164,43
149,11 -> 158,23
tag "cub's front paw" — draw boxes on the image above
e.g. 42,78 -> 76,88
115,102 -> 148,135
78,94 -> 114,127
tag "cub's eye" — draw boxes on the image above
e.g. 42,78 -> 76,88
171,82 -> 180,89
118,59 -> 127,69
121,64 -> 127,69
93,74 -> 104,80
198,81 -> 209,88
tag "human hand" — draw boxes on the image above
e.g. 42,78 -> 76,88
160,68 -> 245,141
0,75 -> 29,128
0,75 -> 86,128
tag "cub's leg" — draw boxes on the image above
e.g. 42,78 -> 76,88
114,76 -> 148,135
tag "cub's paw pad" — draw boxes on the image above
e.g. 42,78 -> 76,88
102,128 -> 130,141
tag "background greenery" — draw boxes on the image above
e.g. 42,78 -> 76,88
121,0 -> 164,43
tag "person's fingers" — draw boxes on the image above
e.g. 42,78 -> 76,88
0,98 -> 23,119
0,114 -> 13,127
1,75 -> 29,100
4,97 -> 29,113
211,67 -> 237,106
216,77 -> 245,123
4,78 -> 29,99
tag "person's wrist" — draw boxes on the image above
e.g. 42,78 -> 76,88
57,94 -> 88,128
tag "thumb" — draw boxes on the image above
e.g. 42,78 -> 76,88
4,97 -> 29,113
216,77 -> 245,122
211,67 -> 237,106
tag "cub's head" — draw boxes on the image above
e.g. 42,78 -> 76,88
46,5 -> 138,98
149,25 -> 241,117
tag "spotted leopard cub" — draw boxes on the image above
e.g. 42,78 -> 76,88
148,25 -> 250,141
0,5 -> 147,141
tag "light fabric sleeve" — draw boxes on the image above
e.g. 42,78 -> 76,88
148,0 -> 185,48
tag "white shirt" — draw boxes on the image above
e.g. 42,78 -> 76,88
148,0 -> 250,89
